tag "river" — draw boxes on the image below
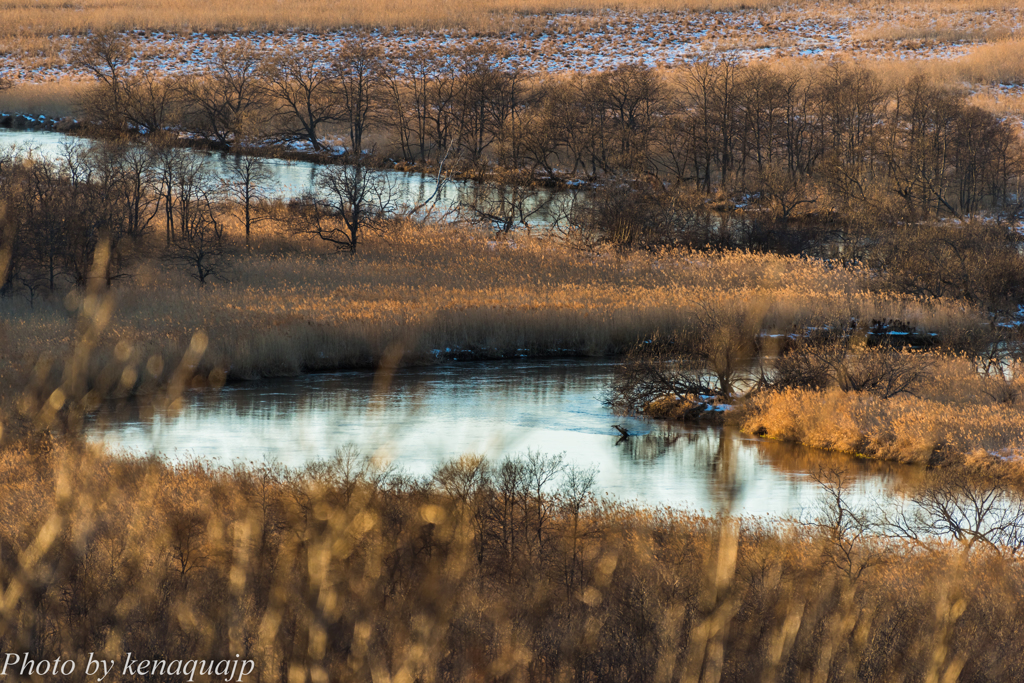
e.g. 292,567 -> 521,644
84,359 -> 919,517
5,128 -> 923,518
0,128 -> 562,227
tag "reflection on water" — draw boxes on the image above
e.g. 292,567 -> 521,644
85,359 -> 919,517
0,129 -> 560,225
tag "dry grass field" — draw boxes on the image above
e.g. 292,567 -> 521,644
3,1 -> 1024,89
4,0 -> 1021,35
1,220 -> 985,402
1,440 -> 1021,683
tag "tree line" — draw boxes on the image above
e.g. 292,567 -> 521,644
75,31 -> 1024,225
3,34 -> 1024,306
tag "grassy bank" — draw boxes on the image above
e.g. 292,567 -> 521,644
0,441 -> 1021,682
742,355 -> 1024,476
0,222 -> 989,409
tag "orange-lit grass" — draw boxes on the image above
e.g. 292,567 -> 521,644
744,355 -> 1024,470
2,0 -> 1024,35
0,439 -> 1019,681
0,221 -> 989,406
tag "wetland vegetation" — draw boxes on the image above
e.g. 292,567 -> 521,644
3,0 -> 1024,679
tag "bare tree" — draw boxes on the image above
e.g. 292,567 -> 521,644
121,71 -> 181,136
381,47 -> 436,162
261,48 -> 341,152
72,31 -> 133,126
181,41 -> 268,147
332,42 -> 387,158
557,464 -> 597,596
885,474 -> 1024,557
164,162 -> 226,285
774,337 -> 933,398
290,163 -> 395,252
804,467 -> 886,582
87,138 -> 162,283
224,151 -> 272,248
607,299 -> 767,416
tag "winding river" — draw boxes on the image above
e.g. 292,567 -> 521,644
0,128 -> 562,226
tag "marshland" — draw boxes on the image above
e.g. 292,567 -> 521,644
3,1 -> 1024,680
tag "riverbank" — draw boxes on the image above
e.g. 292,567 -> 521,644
742,377 -> 1024,478
0,221 -> 988,405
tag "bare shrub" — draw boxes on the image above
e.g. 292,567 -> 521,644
886,472 -> 1024,557
804,467 -> 887,582
608,297 -> 769,415
566,177 -> 717,250
775,337 -> 934,398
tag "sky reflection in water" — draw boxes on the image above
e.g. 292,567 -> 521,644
85,359 -> 918,518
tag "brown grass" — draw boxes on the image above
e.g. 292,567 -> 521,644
0,439 -> 1020,681
743,355 -> 1024,471
0,81 -> 88,118
0,0 -> 1023,36
0,221 -> 989,409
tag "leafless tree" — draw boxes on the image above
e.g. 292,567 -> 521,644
224,151 -> 272,248
884,473 -> 1024,558
163,163 -> 226,285
557,464 -> 598,596
72,31 -> 133,126
607,298 -> 767,415
804,467 -> 886,582
261,48 -> 342,152
332,42 -> 387,157
121,71 -> 181,136
289,163 -> 396,252
87,138 -> 162,283
181,41 -> 268,147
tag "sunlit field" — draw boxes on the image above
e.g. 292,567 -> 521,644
2,220 -> 984,399
2,0 -> 1021,35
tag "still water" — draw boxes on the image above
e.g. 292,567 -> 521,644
0,128 -> 562,226
85,359 -> 917,517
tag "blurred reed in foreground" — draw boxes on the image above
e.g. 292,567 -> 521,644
0,442 -> 1021,682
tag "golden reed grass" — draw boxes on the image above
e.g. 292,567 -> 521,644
0,439 -> 1020,682
0,221 -> 989,407
0,0 -> 1022,35
743,354 -> 1024,472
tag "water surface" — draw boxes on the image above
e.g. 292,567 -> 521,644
85,359 -> 917,517
0,128 -> 561,226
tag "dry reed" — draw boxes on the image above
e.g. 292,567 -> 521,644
0,221 -> 989,407
744,355 -> 1024,471
0,439 -> 1019,682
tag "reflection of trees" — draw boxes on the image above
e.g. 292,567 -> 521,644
614,428 -> 689,462
614,425 -> 749,510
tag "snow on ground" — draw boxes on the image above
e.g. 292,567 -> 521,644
1,5 -> 1020,83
